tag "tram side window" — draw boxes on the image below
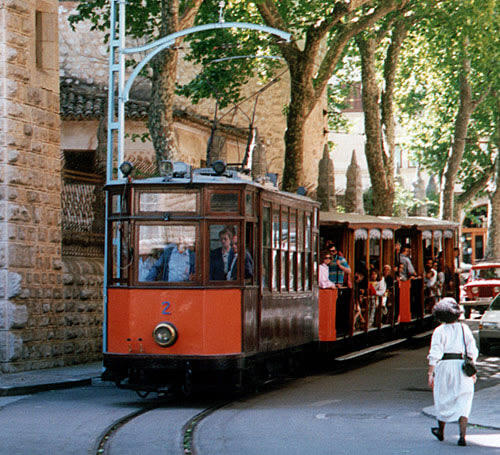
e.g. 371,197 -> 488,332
289,211 -> 297,290
110,221 -> 130,282
272,210 -> 280,290
297,212 -> 304,291
138,225 -> 197,282
305,214 -> 312,289
281,208 -> 289,291
245,223 -> 256,284
263,206 -> 271,289
209,224 -> 239,281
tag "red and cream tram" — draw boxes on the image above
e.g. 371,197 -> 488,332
103,161 -> 320,393
102,161 -> 459,394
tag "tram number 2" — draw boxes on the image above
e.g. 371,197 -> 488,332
161,301 -> 172,315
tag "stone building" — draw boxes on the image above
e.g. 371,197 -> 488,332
0,1 -> 328,372
0,0 -> 102,373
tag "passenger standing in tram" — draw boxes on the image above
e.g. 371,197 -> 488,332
145,237 -> 195,282
328,245 -> 351,286
394,241 -> 401,274
368,269 -> 386,325
428,298 -> 478,446
399,246 -> 416,280
210,227 -> 235,281
319,252 -> 336,289
353,268 -> 368,329
382,265 -> 395,323
227,234 -> 254,280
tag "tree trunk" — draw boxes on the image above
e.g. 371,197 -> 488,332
440,48 -> 474,220
485,96 -> 500,259
381,19 -> 408,209
486,159 -> 500,260
146,0 -> 203,167
148,50 -> 179,164
282,70 -> 312,192
357,37 -> 393,215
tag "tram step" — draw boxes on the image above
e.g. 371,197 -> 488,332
335,338 -> 407,361
411,330 -> 434,340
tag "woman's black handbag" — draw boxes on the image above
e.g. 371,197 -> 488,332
461,324 -> 477,377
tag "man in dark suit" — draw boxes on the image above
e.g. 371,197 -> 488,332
210,228 -> 235,280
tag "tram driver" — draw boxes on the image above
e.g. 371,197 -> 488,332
210,227 -> 236,281
145,235 -> 195,282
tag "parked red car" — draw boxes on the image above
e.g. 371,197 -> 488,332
461,262 -> 500,318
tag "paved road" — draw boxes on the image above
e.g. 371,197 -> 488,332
0,345 -> 497,455
195,346 -> 499,455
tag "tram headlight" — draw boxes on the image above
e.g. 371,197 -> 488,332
471,287 -> 479,295
212,160 -> 226,175
159,160 -> 174,178
153,322 -> 178,347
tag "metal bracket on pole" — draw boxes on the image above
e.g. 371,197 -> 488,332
107,0 -> 291,184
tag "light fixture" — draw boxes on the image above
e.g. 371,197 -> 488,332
212,160 -> 226,175
152,322 -> 178,347
119,161 -> 134,178
159,160 -> 174,177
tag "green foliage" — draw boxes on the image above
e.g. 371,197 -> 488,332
177,0 -> 283,108
396,0 -> 499,197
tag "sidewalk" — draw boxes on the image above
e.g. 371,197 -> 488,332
0,362 -> 102,397
422,384 -> 500,430
0,362 -> 498,430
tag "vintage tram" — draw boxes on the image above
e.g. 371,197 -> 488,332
102,161 -> 320,393
102,161 -> 460,394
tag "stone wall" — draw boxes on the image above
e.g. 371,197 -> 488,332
61,257 -> 103,365
0,0 -> 98,373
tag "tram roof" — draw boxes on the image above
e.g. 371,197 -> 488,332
105,169 -> 318,204
319,212 -> 401,229
319,212 -> 458,231
381,216 -> 459,230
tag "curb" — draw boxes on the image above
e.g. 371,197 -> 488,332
422,405 -> 500,431
0,377 -> 93,397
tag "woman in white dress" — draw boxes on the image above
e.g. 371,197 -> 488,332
427,298 -> 478,446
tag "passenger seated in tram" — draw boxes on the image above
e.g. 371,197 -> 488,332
145,236 -> 195,282
138,248 -> 161,281
319,251 -> 336,289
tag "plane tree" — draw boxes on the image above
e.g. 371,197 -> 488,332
396,0 -> 499,221
181,0 -> 410,192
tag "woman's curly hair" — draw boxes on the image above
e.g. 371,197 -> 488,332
432,297 -> 462,323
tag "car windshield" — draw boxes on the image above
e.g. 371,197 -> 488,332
471,267 -> 500,280
490,295 -> 500,310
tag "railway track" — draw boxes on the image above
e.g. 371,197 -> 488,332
92,396 -> 231,455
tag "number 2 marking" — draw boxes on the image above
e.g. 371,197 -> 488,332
162,301 -> 171,315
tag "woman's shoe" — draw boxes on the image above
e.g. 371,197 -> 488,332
458,437 -> 466,446
431,427 -> 444,441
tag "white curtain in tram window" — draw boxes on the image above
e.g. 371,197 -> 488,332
382,229 -> 393,240
369,229 -> 381,239
354,228 -> 368,240
444,230 -> 454,239
422,230 -> 432,240
433,230 -> 442,239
